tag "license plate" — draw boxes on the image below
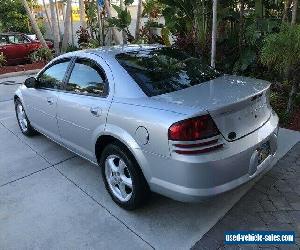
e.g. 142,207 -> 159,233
258,141 -> 271,164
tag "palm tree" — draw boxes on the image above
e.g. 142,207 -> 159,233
42,0 -> 52,30
55,0 -> 62,38
21,0 -> 48,48
49,0 -> 60,55
70,4 -> 75,46
211,0 -> 218,68
79,0 -> 87,28
61,0 -> 72,52
292,0 -> 298,24
135,0 -> 143,39
283,0 -> 292,22
105,0 -> 121,44
97,3 -> 103,45
120,0 -> 127,44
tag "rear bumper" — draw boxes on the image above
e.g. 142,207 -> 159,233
140,111 -> 279,202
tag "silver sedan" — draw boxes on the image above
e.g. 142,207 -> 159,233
14,45 -> 279,210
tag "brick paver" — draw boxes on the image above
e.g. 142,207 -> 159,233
192,143 -> 300,250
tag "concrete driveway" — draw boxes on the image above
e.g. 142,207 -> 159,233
1,75 -> 300,249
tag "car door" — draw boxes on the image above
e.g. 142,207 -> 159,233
22,58 -> 72,140
7,34 -> 28,63
0,35 -> 8,59
0,35 -> 13,63
19,34 -> 35,60
57,55 -> 113,160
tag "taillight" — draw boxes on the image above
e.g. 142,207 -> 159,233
168,115 -> 220,141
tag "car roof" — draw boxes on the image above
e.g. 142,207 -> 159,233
53,44 -> 166,99
60,44 -> 164,61
57,44 -> 164,61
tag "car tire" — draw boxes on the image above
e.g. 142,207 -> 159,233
100,142 -> 149,210
15,99 -> 37,136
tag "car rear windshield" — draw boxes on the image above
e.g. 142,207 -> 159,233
115,47 -> 222,97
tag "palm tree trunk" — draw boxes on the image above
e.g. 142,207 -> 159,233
211,0 -> 218,68
97,3 -> 103,45
135,0 -> 143,39
79,0 -> 87,28
71,6 -> 75,46
21,0 -> 48,48
42,0 -> 52,31
283,0 -> 292,22
49,0 -> 60,55
105,0 -> 121,44
119,0 -> 127,44
291,0 -> 298,24
239,0 -> 245,52
55,0 -> 62,40
287,81 -> 299,113
61,0 -> 72,52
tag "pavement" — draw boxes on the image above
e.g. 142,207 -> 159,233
192,142 -> 300,250
1,75 -> 300,250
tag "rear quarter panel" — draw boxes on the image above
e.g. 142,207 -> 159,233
106,97 -> 188,157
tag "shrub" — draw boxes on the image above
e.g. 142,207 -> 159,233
30,47 -> 53,63
0,52 -> 6,66
76,27 -> 90,46
261,25 -> 300,75
66,44 -> 80,52
261,24 -> 300,113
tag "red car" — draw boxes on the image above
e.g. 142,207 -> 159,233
0,32 -> 54,65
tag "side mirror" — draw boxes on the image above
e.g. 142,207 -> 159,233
24,77 -> 37,88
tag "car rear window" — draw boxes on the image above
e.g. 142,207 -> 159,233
115,47 -> 222,97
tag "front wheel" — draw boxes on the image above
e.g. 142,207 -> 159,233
100,143 -> 149,210
15,99 -> 37,136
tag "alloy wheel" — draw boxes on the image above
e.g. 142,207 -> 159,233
104,155 -> 133,202
16,103 -> 28,133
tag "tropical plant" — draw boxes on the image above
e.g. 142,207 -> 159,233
30,47 -> 53,63
261,24 -> 300,113
160,0 -> 212,57
85,0 -> 99,40
76,26 -> 91,47
143,0 -> 163,20
66,44 -> 80,52
0,52 -> 7,67
108,0 -> 134,44
104,0 -> 121,44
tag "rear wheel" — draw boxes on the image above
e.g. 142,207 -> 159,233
100,142 -> 149,210
15,99 -> 37,136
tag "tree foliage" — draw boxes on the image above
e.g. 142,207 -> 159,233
261,24 -> 300,75
0,0 -> 31,33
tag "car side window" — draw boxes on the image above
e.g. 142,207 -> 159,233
0,36 -> 7,45
21,35 -> 31,43
66,59 -> 107,96
38,60 -> 70,89
7,35 -> 30,44
8,36 -> 15,44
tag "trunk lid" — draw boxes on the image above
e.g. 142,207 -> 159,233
152,75 -> 272,141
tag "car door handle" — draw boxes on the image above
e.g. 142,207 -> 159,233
46,97 -> 54,105
90,107 -> 102,117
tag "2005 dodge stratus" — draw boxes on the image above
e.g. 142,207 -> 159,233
14,45 -> 279,210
